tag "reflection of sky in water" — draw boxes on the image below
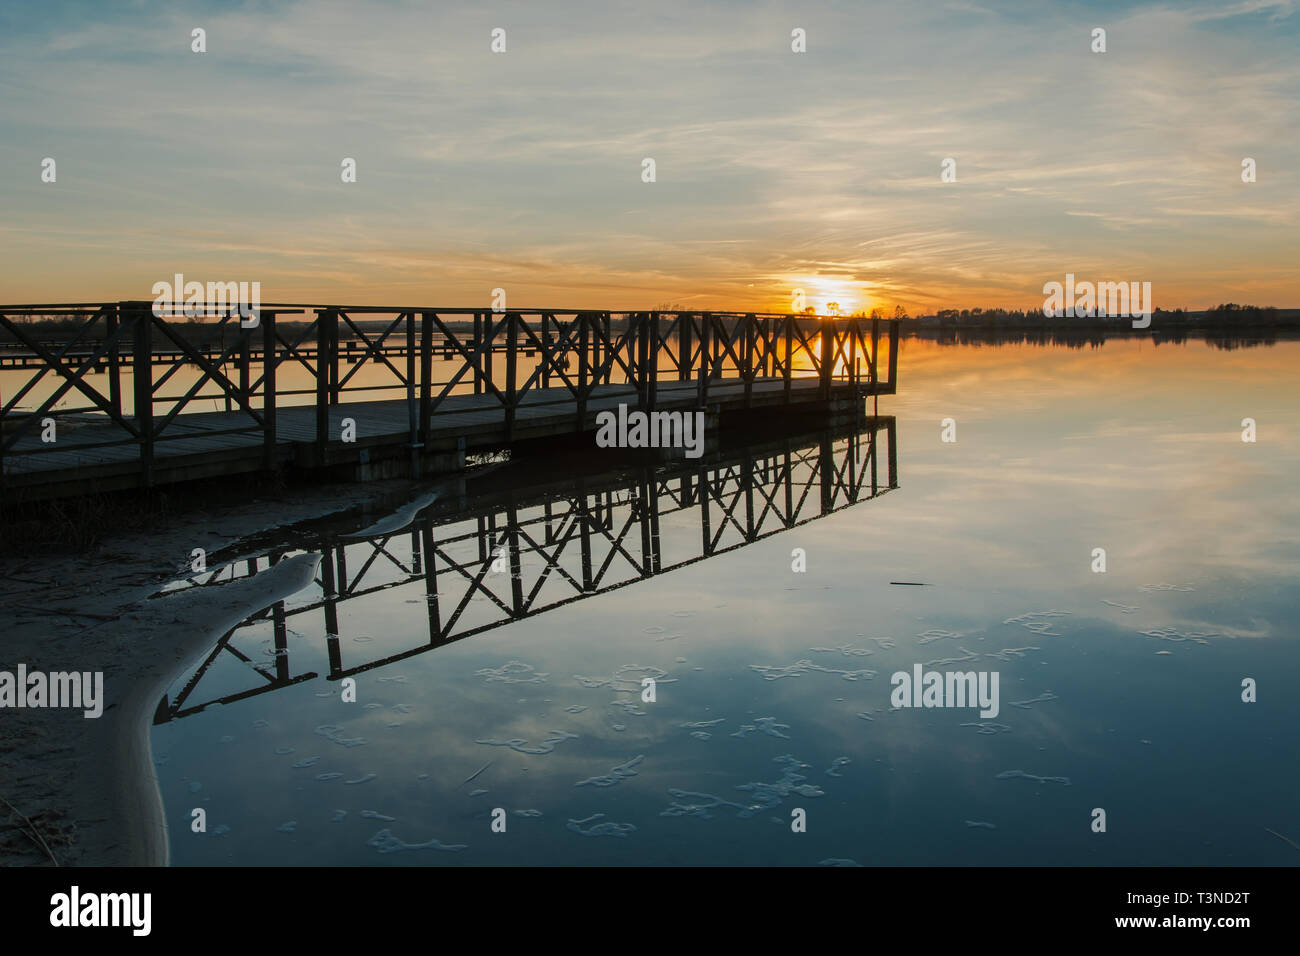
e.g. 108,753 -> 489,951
154,339 -> 1300,865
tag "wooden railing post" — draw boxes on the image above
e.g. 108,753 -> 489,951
678,312 -> 692,382
783,314 -> 793,403
648,311 -> 659,411
419,311 -> 432,447
407,311 -> 420,477
263,310 -> 277,472
819,318 -> 833,401
239,320 -> 251,410
473,312 -> 483,395
602,313 -> 613,384
888,319 -> 899,393
315,308 -> 330,459
132,303 -> 154,486
697,312 -> 711,409
577,312 -> 589,426
505,310 -> 518,440
541,315 -> 551,390
743,313 -> 755,408
635,312 -> 649,409
871,315 -> 880,388
107,303 -> 122,418
328,309 -> 340,406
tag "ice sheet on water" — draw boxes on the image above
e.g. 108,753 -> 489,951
736,755 -> 823,807
960,722 -> 1012,735
1009,692 -> 1058,709
1102,600 -> 1139,614
1141,627 -> 1214,644
1003,610 -> 1070,635
292,756 -> 321,768
514,809 -> 543,818
345,773 -> 377,785
566,813 -> 636,837
575,664 -> 677,692
331,810 -> 346,823
917,629 -> 962,645
661,789 -> 751,819
663,754 -> 822,819
749,660 -> 876,681
825,757 -> 851,777
575,755 -> 644,788
1140,583 -> 1194,592
277,821 -> 297,833
681,719 -> 725,728
819,858 -> 863,866
315,772 -> 343,781
996,770 -> 1071,785
965,820 -> 997,829
690,732 -> 711,740
367,828 -> 467,853
811,642 -> 874,657
469,788 -> 488,796
360,810 -> 395,821
731,717 -> 791,739
476,730 -> 579,755
924,648 -> 979,667
985,646 -> 1039,662
314,725 -> 368,748
273,746 -> 295,756
187,781 -> 202,793
476,660 -> 549,684
564,705 -> 588,714
211,824 -> 231,836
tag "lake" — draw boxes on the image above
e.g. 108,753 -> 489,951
151,336 -> 1300,866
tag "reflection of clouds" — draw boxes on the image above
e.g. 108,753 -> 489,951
150,336 -> 1300,861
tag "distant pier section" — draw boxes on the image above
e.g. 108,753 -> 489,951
0,303 -> 898,502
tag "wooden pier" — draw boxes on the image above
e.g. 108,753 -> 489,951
0,303 -> 898,503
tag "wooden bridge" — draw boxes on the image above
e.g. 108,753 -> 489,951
0,302 -> 899,503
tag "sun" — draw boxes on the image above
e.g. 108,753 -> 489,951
776,277 -> 869,315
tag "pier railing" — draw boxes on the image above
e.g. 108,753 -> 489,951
0,303 -> 899,491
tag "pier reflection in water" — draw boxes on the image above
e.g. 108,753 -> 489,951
154,417 -> 896,725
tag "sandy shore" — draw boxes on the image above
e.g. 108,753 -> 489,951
0,478 -> 420,866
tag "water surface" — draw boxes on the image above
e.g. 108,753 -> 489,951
152,337 -> 1300,866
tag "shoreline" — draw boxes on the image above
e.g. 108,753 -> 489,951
0,477 -> 419,866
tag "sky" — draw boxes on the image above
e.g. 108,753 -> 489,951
1,0 -> 1297,314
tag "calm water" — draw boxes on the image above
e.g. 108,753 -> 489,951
152,337 -> 1300,866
